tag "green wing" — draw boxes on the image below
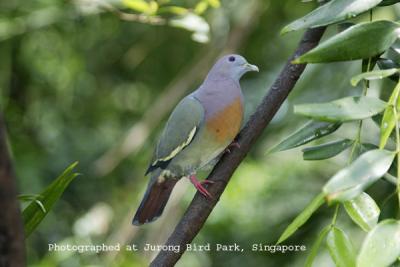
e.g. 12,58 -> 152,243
146,96 -> 204,174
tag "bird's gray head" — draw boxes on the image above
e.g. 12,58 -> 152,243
207,54 -> 259,81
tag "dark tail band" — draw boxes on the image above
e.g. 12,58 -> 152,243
132,177 -> 178,225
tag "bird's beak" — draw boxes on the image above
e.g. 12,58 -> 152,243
244,63 -> 259,72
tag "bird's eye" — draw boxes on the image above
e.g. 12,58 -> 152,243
228,56 -> 235,62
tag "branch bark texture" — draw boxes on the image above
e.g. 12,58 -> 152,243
0,114 -> 25,267
150,26 -> 327,267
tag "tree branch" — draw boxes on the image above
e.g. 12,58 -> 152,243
149,26 -> 327,267
0,113 -> 25,267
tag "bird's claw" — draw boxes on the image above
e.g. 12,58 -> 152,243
189,175 -> 213,199
225,141 -> 241,154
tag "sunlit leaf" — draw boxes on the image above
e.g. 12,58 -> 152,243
357,220 -> 400,267
277,193 -> 324,244
350,68 -> 399,86
323,149 -> 395,203
194,1 -> 208,14
344,192 -> 380,231
282,0 -> 383,34
293,21 -> 400,63
122,0 -> 150,13
169,13 -> 210,43
207,0 -> 220,8
294,96 -> 387,122
305,225 -> 331,267
302,139 -> 354,160
268,121 -> 341,153
379,80 -> 400,149
326,227 -> 356,267
22,162 -> 79,237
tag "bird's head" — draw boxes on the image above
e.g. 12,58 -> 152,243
207,54 -> 259,81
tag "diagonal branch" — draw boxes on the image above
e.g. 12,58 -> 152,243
149,26 -> 327,267
0,113 -> 26,267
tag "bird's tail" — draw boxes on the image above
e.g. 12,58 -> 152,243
132,172 -> 178,225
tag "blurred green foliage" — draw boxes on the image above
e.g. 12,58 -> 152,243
2,0 -> 400,266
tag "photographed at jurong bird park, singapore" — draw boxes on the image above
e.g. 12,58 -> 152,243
3,0 -> 400,266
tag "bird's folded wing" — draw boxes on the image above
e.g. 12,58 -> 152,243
145,96 -> 204,174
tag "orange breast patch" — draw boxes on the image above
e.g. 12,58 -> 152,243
206,97 -> 243,143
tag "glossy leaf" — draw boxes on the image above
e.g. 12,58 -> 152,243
377,59 -> 400,82
305,225 -> 331,267
268,121 -> 341,153
357,220 -> 400,267
344,192 -> 380,231
323,149 -> 395,202
294,96 -> 387,122
326,227 -> 356,267
302,139 -> 354,160
351,68 -> 399,86
22,162 -> 79,237
293,21 -> 400,63
281,0 -> 383,34
380,80 -> 400,148
277,193 -> 324,244
122,0 -> 158,14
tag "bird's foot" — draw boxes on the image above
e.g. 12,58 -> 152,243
189,175 -> 214,198
225,141 -> 241,153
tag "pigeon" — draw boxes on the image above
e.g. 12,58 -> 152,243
132,54 -> 258,225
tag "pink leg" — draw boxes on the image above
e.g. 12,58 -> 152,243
225,141 -> 241,153
189,175 -> 214,198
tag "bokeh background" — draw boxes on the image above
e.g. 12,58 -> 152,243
1,0 -> 400,266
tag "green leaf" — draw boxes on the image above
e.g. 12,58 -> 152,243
282,0 -> 383,34
379,0 -> 400,6
351,68 -> 399,86
377,59 -> 400,82
122,0 -> 150,13
294,96 -> 387,122
194,1 -> 208,14
293,21 -> 400,63
305,225 -> 331,267
277,193 -> 324,244
18,194 -> 46,213
357,220 -> 400,267
169,13 -> 210,43
302,139 -> 354,160
326,227 -> 356,267
22,162 -> 79,237
207,0 -> 220,8
388,40 -> 400,65
268,121 -> 341,153
344,192 -> 380,231
380,80 -> 400,149
323,149 -> 395,203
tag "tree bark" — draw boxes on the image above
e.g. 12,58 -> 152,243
149,26 -> 327,267
0,114 -> 25,267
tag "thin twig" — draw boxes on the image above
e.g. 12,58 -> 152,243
149,26 -> 327,267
